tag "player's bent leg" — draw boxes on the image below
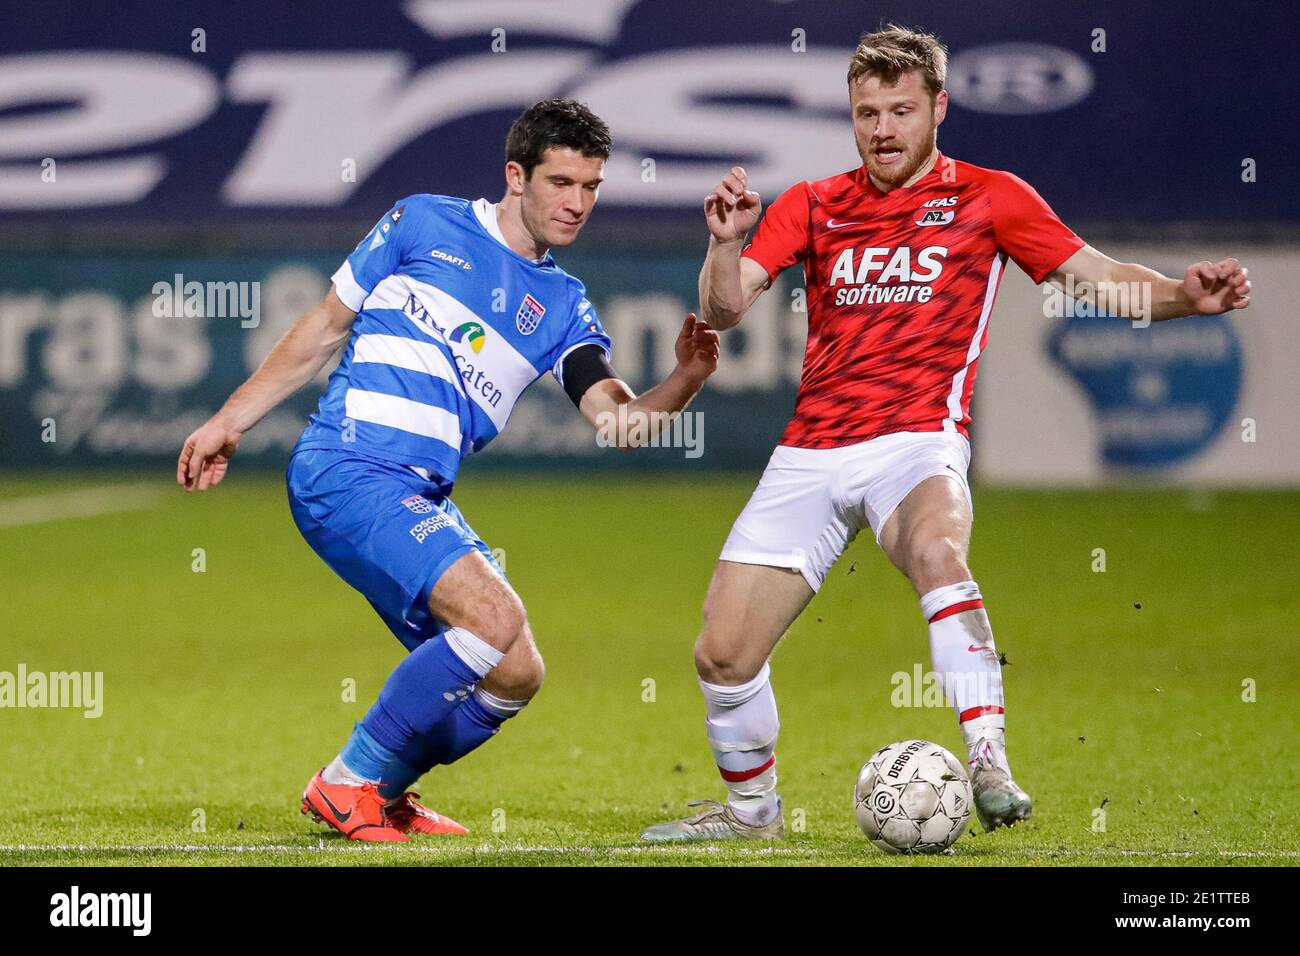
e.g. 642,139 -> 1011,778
877,474 -> 973,596
358,550 -> 524,762
879,475 -> 1031,831
417,554 -> 538,756
289,456 -> 531,841
309,551 -> 528,840
378,628 -> 543,837
375,558 -> 541,835
427,549 -> 529,653
384,623 -> 542,789
694,560 -> 813,685
382,631 -> 544,835
479,622 -> 545,700
641,561 -> 813,843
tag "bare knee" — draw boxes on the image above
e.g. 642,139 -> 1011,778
482,627 -> 544,701
428,552 -> 529,652
693,568 -> 790,686
434,584 -> 527,654
694,629 -> 762,686
907,535 -> 970,594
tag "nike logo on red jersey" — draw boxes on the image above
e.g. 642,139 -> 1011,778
826,219 -> 864,229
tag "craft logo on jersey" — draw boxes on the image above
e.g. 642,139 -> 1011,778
430,249 -> 472,270
450,321 -> 486,353
515,293 -> 546,335
401,494 -> 434,514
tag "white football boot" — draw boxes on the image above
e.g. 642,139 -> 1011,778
640,799 -> 785,843
968,738 -> 1033,831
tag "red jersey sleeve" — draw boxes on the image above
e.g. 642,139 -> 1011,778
986,172 -> 1085,283
741,182 -> 813,283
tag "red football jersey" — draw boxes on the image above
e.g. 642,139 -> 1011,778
742,151 -> 1084,448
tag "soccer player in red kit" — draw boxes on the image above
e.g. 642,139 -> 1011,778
641,26 -> 1251,842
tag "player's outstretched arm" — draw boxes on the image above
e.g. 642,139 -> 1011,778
1046,245 -> 1251,323
578,313 -> 720,450
700,166 -> 771,330
176,287 -> 358,491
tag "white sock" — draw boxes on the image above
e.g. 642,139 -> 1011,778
443,626 -> 505,678
700,662 -> 781,826
321,754 -> 370,786
921,581 -> 1010,774
473,686 -> 529,719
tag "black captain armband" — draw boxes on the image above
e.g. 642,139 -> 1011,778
560,344 -> 617,407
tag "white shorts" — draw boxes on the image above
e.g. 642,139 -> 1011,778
719,430 -> 973,592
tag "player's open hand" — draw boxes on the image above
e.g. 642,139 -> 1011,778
675,313 -> 721,384
177,417 -> 242,492
705,166 -> 762,242
1181,258 -> 1250,315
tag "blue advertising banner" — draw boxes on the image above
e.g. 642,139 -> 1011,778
1,0 -> 1295,229
1,2 -> 1295,484
2,242 -> 1293,483
0,249 -> 806,470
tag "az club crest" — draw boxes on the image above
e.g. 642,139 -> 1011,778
515,293 -> 546,335
915,209 -> 955,226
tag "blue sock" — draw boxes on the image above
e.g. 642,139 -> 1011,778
338,721 -> 399,781
360,634 -> 488,756
377,691 -> 518,799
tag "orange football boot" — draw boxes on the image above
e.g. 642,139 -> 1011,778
300,770 -> 409,842
385,792 -> 469,836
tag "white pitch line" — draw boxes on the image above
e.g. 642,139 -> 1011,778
1,843 -> 1296,859
0,483 -> 167,529
0,843 -> 814,855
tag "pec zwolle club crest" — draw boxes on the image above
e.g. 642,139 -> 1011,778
515,293 -> 546,335
402,495 -> 434,514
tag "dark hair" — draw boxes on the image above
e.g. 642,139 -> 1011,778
505,99 -> 612,177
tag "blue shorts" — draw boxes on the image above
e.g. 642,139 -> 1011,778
286,447 -> 504,652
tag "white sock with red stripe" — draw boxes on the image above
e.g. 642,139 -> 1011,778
699,662 -> 781,826
921,581 -> 1010,774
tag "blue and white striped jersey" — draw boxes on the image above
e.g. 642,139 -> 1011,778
295,195 -> 612,485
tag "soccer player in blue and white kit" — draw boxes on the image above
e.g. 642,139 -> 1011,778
176,100 -> 720,841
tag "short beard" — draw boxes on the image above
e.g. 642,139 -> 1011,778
860,125 -> 937,188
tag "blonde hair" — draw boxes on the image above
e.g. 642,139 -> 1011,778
847,25 -> 948,99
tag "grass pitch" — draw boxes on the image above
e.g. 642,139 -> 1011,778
0,471 -> 1296,866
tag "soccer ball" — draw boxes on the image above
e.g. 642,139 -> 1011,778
854,739 -> 972,854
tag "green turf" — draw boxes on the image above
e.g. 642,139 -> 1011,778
0,472 -> 1296,866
